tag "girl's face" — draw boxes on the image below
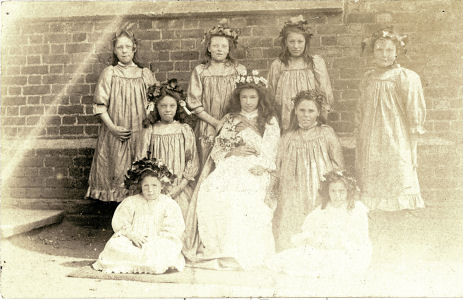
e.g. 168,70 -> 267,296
157,95 -> 177,123
373,38 -> 397,68
208,36 -> 230,62
239,88 -> 259,113
286,31 -> 306,58
114,35 -> 135,65
328,180 -> 348,208
295,99 -> 319,129
141,175 -> 162,201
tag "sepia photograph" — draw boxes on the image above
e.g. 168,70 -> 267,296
1,0 -> 462,297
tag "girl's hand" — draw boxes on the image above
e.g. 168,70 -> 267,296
249,165 -> 267,176
110,126 -> 132,142
226,145 -> 258,158
168,185 -> 183,199
125,232 -> 147,248
235,122 -> 247,133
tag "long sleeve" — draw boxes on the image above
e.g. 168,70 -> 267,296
324,125 -> 345,170
111,196 -> 136,235
142,67 -> 157,87
186,65 -> 205,114
181,124 -> 200,181
312,55 -> 334,111
258,117 -> 280,170
159,196 -> 186,241
400,69 -> 426,135
267,59 -> 282,105
93,66 -> 113,115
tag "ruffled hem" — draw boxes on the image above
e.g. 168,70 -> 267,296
362,193 -> 425,211
85,187 -> 129,203
92,258 -> 185,275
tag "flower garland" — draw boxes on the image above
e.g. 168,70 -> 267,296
202,19 -> 240,47
124,153 -> 176,190
290,89 -> 326,107
321,170 -> 360,193
234,70 -> 268,88
215,118 -> 244,153
362,26 -> 408,52
279,15 -> 313,38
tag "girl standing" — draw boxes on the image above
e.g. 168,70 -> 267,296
139,79 -> 199,220
186,20 -> 246,166
267,171 -> 372,279
356,28 -> 426,211
93,157 -> 185,274
268,15 -> 334,131
274,90 -> 344,251
86,29 -> 157,202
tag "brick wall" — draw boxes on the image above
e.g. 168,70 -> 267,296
1,0 -> 462,206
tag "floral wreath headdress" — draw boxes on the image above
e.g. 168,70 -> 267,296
362,26 -> 408,53
279,15 -> 313,38
290,89 -> 326,108
124,153 -> 176,190
146,78 -> 191,114
202,19 -> 240,47
234,70 -> 268,88
321,170 -> 360,193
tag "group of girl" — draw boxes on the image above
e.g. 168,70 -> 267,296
88,16 -> 426,279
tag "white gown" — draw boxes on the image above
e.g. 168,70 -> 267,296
195,112 -> 280,270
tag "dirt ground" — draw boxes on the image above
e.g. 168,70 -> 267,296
1,208 -> 463,298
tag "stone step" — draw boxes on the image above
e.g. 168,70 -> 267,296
0,207 -> 64,238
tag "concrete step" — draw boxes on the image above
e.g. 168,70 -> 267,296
0,207 -> 65,238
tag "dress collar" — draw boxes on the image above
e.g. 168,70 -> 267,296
239,110 -> 258,120
118,61 -> 136,67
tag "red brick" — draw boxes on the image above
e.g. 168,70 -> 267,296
77,115 -> 99,124
39,167 -> 54,177
174,61 -> 190,71
2,116 -> 25,126
152,40 -> 181,51
27,56 -> 41,64
62,116 -> 77,125
2,96 -> 26,106
2,127 -> 17,137
28,75 -> 42,85
47,126 -> 59,136
65,43 -> 93,53
20,106 -> 44,115
42,95 -> 68,105
28,34 -> 44,44
245,48 -> 263,59
166,71 -> 190,82
70,95 -> 82,104
12,167 -> 39,177
49,65 -> 64,74
43,55 -> 70,64
153,62 -> 173,72
252,27 -> 279,37
84,125 -> 100,136
181,40 -> 196,50
58,105 -> 83,115
44,156 -> 73,167
317,24 -> 347,34
8,87 -> 22,95
26,45 -> 50,55
27,96 -> 41,104
67,84 -> 90,94
6,66 -> 21,75
59,126 -> 84,135
17,156 -> 44,167
2,76 -> 27,85
23,23 -> 49,33
51,44 -> 65,54
134,30 -> 161,40
6,107 -> 19,116
84,105 -> 94,114
332,80 -> 360,90
26,116 -> 41,125
81,95 -> 94,104
23,85 -> 50,95
170,51 -> 199,61
64,64 -> 93,74
347,13 -> 375,23
5,56 -> 26,65
72,33 -> 87,42
42,74 -> 70,84
328,112 -> 339,122
138,19 -> 153,30
321,36 -> 337,46
45,116 -> 62,126
10,177 -> 44,188
21,65 -> 48,75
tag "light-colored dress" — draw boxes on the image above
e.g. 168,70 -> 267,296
86,62 -> 157,202
267,201 -> 372,278
139,121 -> 199,220
92,194 -> 185,274
355,64 -> 426,211
186,62 -> 247,166
267,55 -> 334,131
184,112 -> 280,270
274,124 -> 344,251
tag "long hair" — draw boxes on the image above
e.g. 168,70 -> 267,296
319,171 -> 358,211
288,90 -> 327,132
226,84 -> 276,136
202,35 -> 236,65
111,30 -> 144,68
279,26 -> 313,66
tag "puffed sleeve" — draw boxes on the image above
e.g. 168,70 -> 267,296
399,68 -> 426,135
181,124 -> 199,181
323,125 -> 345,170
312,55 -> 334,111
258,117 -> 280,170
93,66 -> 114,115
142,67 -> 158,87
267,59 -> 283,103
111,196 -> 136,235
159,196 -> 186,241
186,64 -> 205,114
210,114 -> 233,163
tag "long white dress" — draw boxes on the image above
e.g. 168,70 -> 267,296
92,194 -> 185,274
193,112 -> 280,270
267,201 -> 372,278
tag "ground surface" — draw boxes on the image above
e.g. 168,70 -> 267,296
1,207 -> 463,298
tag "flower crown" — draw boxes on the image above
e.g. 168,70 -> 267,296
322,170 -> 360,192
290,89 -> 325,107
146,78 -> 191,115
124,154 -> 176,190
203,19 -> 240,46
234,70 -> 268,88
362,26 -> 408,52
280,15 -> 313,38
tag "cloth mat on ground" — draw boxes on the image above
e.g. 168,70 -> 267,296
67,264 -> 276,287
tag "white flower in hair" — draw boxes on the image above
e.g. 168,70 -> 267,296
251,70 -> 259,76
245,76 -> 252,83
239,69 -> 247,76
240,77 -> 246,83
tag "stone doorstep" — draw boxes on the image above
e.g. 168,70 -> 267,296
0,207 -> 65,238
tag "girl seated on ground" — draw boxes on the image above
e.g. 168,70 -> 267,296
92,157 -> 185,274
267,171 -> 372,279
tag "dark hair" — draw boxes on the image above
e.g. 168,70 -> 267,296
111,30 -> 144,68
226,85 -> 276,136
288,90 -> 327,131
279,26 -> 313,66
144,93 -> 185,126
319,171 -> 358,210
202,35 -> 236,64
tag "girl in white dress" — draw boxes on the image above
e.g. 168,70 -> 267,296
93,157 -> 185,274
183,71 -> 280,270
267,171 -> 372,279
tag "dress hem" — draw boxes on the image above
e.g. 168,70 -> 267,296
362,193 -> 425,211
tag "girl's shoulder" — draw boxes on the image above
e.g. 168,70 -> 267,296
311,54 -> 327,65
99,65 -> 115,79
192,63 -> 207,75
319,124 -> 337,135
120,194 -> 143,206
158,194 -> 182,210
233,63 -> 246,74
269,58 -> 284,69
352,201 -> 369,214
